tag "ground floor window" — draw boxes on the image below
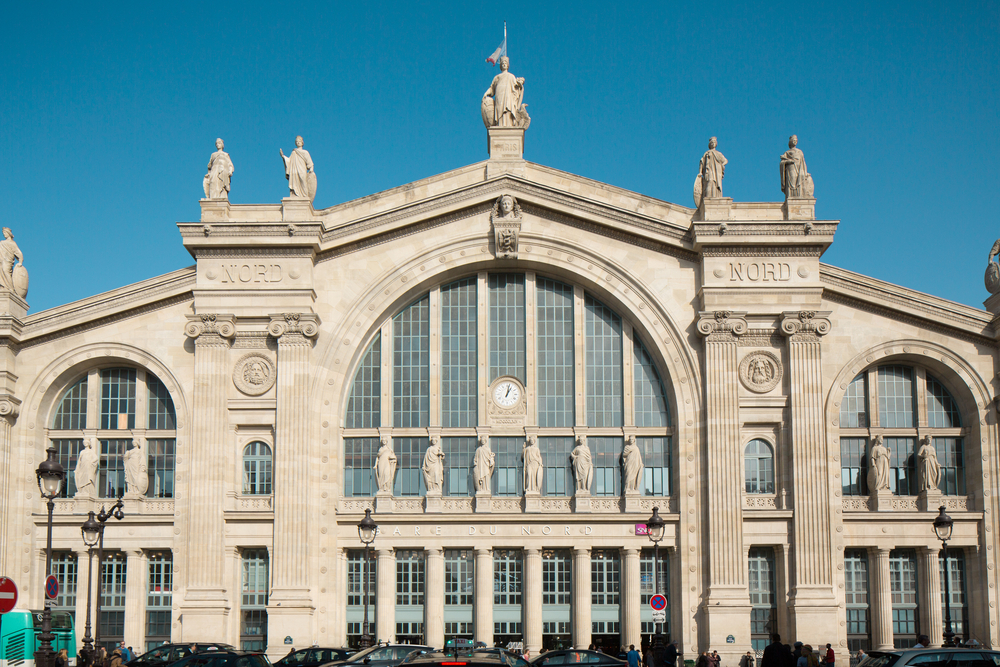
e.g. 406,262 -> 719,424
890,549 -> 919,648
445,551 -> 474,646
844,550 -> 870,652
99,553 -> 126,650
146,551 -> 172,649
347,550 -> 376,647
51,552 -> 78,621
396,550 -> 424,644
940,550 -> 968,641
748,547 -> 776,651
241,549 -> 268,651
640,549 -> 669,642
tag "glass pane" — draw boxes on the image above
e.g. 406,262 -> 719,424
101,369 -> 136,430
443,436 -> 476,496
878,366 -> 914,428
393,437 -> 428,497
634,337 -> 670,427
492,437 -> 523,497
926,374 -> 961,428
537,278 -> 574,427
346,334 -> 381,429
590,436 -> 622,497
640,437 -> 671,496
242,441 -> 272,495
344,437 -> 378,497
489,273 -> 526,384
840,438 -> 868,496
540,436 -> 574,497
840,373 -> 868,428
146,374 -> 176,430
585,295 -> 622,427
393,297 -> 430,428
147,438 -> 175,498
52,378 -> 87,430
441,279 -> 477,427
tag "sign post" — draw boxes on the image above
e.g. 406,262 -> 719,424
0,577 -> 19,614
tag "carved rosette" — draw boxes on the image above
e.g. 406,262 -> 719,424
491,194 -> 522,259
267,312 -> 320,342
696,310 -> 748,341
779,310 -> 832,340
233,352 -> 277,396
184,314 -> 236,342
738,350 -> 783,393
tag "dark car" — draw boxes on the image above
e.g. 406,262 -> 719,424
322,645 -> 433,667
170,650 -> 271,667
530,650 -> 627,667
276,649 -> 356,667
402,648 -> 529,667
128,644 -> 237,667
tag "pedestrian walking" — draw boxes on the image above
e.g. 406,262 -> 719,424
697,652 -> 711,667
855,649 -> 867,666
627,645 -> 642,667
824,645 -> 834,667
740,651 -> 755,667
761,634 -> 792,667
710,650 -> 721,667
665,640 -> 680,667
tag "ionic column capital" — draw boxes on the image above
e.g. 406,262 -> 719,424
0,395 -> 20,422
697,310 -> 748,340
184,313 -> 236,340
268,312 -> 320,340
780,310 -> 832,339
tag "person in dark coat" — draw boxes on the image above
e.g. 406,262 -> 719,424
761,634 -> 793,667
665,641 -> 679,667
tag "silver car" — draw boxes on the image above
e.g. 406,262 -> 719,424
862,648 -> 1000,667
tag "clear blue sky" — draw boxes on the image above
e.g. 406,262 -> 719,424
2,1 -> 997,314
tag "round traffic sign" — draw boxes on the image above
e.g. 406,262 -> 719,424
0,577 -> 19,614
650,594 -> 667,610
45,575 -> 59,600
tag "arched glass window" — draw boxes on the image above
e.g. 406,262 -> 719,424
744,439 -> 774,494
242,442 -> 272,495
49,368 -> 176,499
839,365 -> 966,497
342,273 -> 674,501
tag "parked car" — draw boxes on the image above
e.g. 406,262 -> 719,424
170,650 -> 271,667
322,645 -> 433,667
860,648 -> 1000,667
530,650 -> 626,667
401,648 -> 529,667
128,644 -> 237,667
276,649 -> 356,667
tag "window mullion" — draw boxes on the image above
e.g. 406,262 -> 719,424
429,287 -> 441,428
914,367 -> 928,428
867,368 -> 880,429
622,321 -> 635,428
524,272 -> 537,426
477,272 -> 488,427
573,285 -> 585,427
86,368 -> 100,434
135,368 -> 148,430
380,320 -> 392,429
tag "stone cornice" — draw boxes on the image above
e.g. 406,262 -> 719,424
697,310 -> 748,340
268,313 -> 319,339
780,311 -> 832,338
185,314 -> 236,339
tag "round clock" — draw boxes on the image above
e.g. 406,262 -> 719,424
492,379 -> 522,408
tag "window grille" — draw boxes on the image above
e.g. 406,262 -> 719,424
344,438 -> 378,497
52,378 -> 87,430
441,278 -> 477,427
536,278 -> 574,427
444,550 -> 474,605
346,334 -> 381,429
489,273 -> 526,384
634,337 -> 670,427
393,437 -> 428,497
744,439 -> 775,494
242,441 -> 272,496
101,369 -> 136,430
146,375 -> 176,430
492,437 -> 523,497
585,295 -> 622,427
147,439 -> 175,498
241,549 -> 269,650
393,296 -> 430,428
493,549 -> 523,605
443,437 -> 475,497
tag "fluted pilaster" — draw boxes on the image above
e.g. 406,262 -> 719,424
0,400 -> 18,576
524,548 -> 542,654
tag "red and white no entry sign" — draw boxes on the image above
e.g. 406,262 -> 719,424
0,577 -> 19,614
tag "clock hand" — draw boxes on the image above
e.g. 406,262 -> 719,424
505,386 -> 511,398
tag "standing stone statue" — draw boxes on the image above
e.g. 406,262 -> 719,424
697,137 -> 727,202
473,435 -> 496,492
74,437 -> 99,498
203,138 -> 234,200
779,135 -> 812,199
482,57 -> 530,129
985,239 -> 1000,295
0,227 -> 28,299
867,434 -> 890,492
571,435 -> 594,492
623,435 -> 644,493
523,435 -> 544,493
422,436 -> 445,494
124,437 -> 148,497
373,436 -> 397,493
280,136 -> 317,202
917,435 -> 941,492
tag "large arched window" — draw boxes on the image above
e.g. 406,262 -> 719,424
342,273 -> 674,500
50,367 -> 177,499
839,364 -> 965,497
743,439 -> 774,495
242,442 -> 273,495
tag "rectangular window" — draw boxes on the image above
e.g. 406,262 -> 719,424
99,553 -> 126,650
591,550 -> 620,605
442,279 -> 477,427
50,553 -> 77,620
146,552 -> 172,648
540,436 -> 574,497
146,376 -> 176,430
101,369 -> 136,430
396,550 -> 425,606
99,439 -> 128,499
241,549 -> 269,651
536,278 -> 574,427
344,437 -> 378,497
890,550 -> 918,648
939,551 -> 968,639
492,437 -> 523,497
542,550 -> 571,605
845,550 -> 871,652
146,439 -> 175,498
346,335 -> 381,429
347,550 -> 376,607
640,437 -> 671,496
445,550 -> 474,606
878,366 -> 915,428
443,437 -> 475,497
53,439 -> 83,498
887,437 -> 916,496
640,550 -> 669,604
53,379 -> 87,430
393,297 -> 430,428
748,547 -> 776,651
585,296 -> 622,427
494,549 -> 523,605
591,436 -> 622,497
841,438 -> 869,496
393,437 -> 428,497
840,373 -> 868,428
489,274 -> 526,384
935,437 -> 966,496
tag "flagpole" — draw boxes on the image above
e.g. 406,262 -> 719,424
504,21 -> 507,58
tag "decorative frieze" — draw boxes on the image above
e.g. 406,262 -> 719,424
744,495 -> 778,510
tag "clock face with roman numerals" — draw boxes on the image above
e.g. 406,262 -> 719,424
491,378 -> 522,408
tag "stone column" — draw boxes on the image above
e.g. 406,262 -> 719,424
475,548 -> 494,646
376,549 -> 396,643
696,311 -> 752,645
180,314 -> 235,639
573,547 -> 591,649
869,548 -> 893,650
425,548 -> 445,649
918,546 -> 944,647
266,313 -> 320,647
622,548 -> 641,649
780,312 -> 838,638
124,550 -> 147,651
524,548 -> 542,655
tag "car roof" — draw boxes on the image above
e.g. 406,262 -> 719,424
403,649 -> 526,665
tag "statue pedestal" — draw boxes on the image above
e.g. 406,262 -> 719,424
919,489 -> 944,512
783,197 -> 816,221
475,491 -> 492,513
199,198 -> 231,222
486,128 -> 526,178
700,197 -> 733,222
870,489 -> 894,511
0,291 -> 28,319
375,491 -> 394,513
624,491 -> 643,513
524,490 -> 542,513
984,291 -> 1000,316
574,490 -> 592,513
281,197 -> 315,222
425,491 -> 443,513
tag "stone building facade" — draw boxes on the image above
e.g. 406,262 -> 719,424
2,127 -> 998,661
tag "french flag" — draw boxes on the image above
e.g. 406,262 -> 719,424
486,37 -> 506,65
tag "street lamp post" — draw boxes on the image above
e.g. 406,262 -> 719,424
89,499 -> 125,650
646,507 -> 666,667
358,508 -> 378,650
35,447 -> 66,667
933,505 -> 956,647
80,512 -> 102,663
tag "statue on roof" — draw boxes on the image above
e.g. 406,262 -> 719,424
482,57 -> 530,130
779,135 -> 813,199
985,238 -> 1000,295
694,137 -> 727,207
280,136 -> 317,202
203,138 -> 234,200
0,227 -> 28,299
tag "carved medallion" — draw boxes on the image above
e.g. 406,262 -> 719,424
233,352 -> 276,396
738,350 -> 782,393
491,195 -> 522,259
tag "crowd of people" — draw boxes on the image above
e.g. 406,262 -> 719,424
760,635 -> 839,667
77,642 -> 137,667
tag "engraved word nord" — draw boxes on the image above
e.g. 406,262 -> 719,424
220,264 -> 283,284
729,262 -> 791,282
